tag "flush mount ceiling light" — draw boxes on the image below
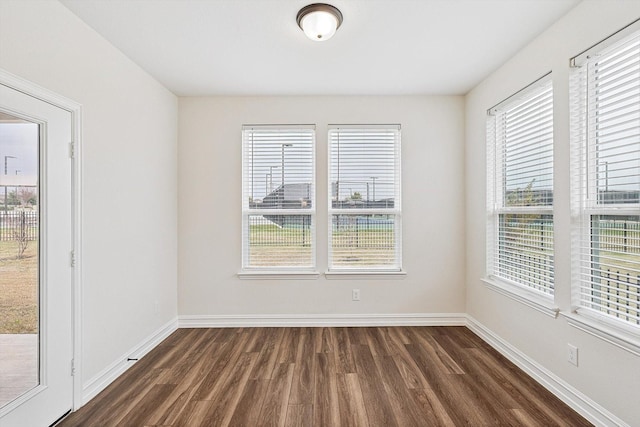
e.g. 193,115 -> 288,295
296,3 -> 343,41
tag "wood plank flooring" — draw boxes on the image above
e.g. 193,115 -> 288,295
59,327 -> 592,427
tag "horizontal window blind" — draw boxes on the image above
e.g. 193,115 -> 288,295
588,34 -> 640,205
487,77 -> 554,295
242,126 -> 315,269
571,29 -> 640,326
496,214 -> 554,293
328,126 -> 401,270
579,215 -> 640,324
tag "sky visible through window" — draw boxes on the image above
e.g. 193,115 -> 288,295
592,38 -> 640,201
245,129 -> 313,202
0,123 -> 38,177
245,128 -> 397,204
502,85 -> 553,206
329,128 -> 397,203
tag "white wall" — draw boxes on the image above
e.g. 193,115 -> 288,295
465,1 -> 640,425
0,0 -> 178,386
179,96 -> 465,317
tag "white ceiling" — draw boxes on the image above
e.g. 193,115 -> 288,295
60,0 -> 580,96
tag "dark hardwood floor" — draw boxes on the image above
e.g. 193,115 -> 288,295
59,327 -> 593,426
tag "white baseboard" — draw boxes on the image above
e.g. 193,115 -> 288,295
465,315 -> 629,427
178,313 -> 467,328
81,318 -> 178,405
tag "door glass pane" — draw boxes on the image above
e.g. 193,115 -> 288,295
0,111 -> 39,408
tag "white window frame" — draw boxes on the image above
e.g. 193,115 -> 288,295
239,124 -> 318,278
485,75 -> 558,317
326,124 -> 404,277
567,21 -> 640,355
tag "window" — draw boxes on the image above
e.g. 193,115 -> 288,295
571,28 -> 640,328
241,125 -> 315,270
487,76 -> 554,296
328,125 -> 402,271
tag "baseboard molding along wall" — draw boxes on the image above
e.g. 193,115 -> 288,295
178,313 -> 468,328
465,315 -> 629,427
81,318 -> 178,405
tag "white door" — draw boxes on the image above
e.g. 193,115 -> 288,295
0,83 -> 74,427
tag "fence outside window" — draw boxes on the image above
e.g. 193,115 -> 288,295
0,210 -> 38,241
589,216 -> 640,324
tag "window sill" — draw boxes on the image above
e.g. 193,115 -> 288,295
482,277 -> 559,318
237,271 -> 320,280
561,310 -> 640,357
325,270 -> 407,280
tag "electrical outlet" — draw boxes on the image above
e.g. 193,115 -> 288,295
352,289 -> 360,301
568,344 -> 578,366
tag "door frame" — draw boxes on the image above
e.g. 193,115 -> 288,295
0,69 -> 83,412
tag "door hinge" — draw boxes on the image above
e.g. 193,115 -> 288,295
69,141 -> 75,159
70,250 -> 75,268
71,358 -> 75,376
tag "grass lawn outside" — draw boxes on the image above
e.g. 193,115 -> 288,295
0,240 -> 38,334
249,222 -> 396,267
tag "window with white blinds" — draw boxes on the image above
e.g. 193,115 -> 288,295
487,77 -> 554,295
242,125 -> 315,270
328,125 -> 402,271
571,28 -> 640,327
